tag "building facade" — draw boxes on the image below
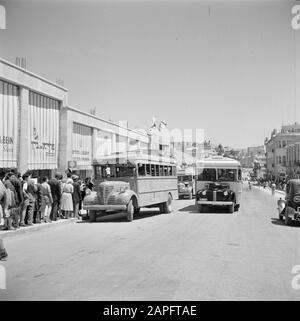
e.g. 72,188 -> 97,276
264,125 -> 300,179
0,57 -> 151,179
286,142 -> 300,178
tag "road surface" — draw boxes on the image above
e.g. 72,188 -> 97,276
1,184 -> 300,300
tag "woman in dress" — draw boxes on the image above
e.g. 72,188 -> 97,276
60,178 -> 74,219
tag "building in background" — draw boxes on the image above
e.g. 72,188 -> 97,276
264,124 -> 300,180
286,142 -> 300,178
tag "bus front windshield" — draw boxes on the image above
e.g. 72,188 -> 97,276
178,175 -> 193,182
197,168 -> 216,181
197,168 -> 238,182
217,169 -> 237,182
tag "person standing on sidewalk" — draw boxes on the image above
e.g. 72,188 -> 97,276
72,175 -> 82,219
60,178 -> 74,219
40,177 -> 53,223
20,173 -> 30,227
33,180 -> 42,224
3,173 -> 18,230
48,173 -> 62,221
22,173 -> 37,226
0,171 -> 7,227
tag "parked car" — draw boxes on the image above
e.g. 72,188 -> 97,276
277,179 -> 300,225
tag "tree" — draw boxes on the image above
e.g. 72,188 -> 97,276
216,144 -> 224,156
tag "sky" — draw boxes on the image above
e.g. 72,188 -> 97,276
0,0 -> 299,149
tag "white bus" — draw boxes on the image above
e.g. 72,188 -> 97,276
83,152 -> 178,222
195,156 -> 243,213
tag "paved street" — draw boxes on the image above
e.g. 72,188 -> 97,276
1,183 -> 300,301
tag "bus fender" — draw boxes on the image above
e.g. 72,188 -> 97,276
122,190 -> 140,208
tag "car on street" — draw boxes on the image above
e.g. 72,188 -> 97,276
277,179 -> 300,225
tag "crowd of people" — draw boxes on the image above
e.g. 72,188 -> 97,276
0,169 -> 94,231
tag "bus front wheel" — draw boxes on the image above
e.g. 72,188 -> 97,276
126,200 -> 134,222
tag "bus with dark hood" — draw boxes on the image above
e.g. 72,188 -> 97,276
195,156 -> 243,213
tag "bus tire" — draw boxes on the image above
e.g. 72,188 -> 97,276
228,204 -> 234,214
89,210 -> 97,222
197,204 -> 203,213
126,200 -> 134,222
285,208 -> 292,226
161,194 -> 172,214
134,207 -> 140,215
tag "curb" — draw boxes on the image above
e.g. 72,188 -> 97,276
0,218 -> 78,239
253,185 -> 286,197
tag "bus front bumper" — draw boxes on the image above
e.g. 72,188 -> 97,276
197,200 -> 234,206
82,204 -> 127,211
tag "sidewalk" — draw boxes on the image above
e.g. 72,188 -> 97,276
252,185 -> 286,199
0,218 -> 79,239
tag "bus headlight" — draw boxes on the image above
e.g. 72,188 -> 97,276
223,191 -> 228,196
202,190 -> 206,196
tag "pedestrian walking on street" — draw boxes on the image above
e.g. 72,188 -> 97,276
40,177 -> 53,223
48,173 -> 62,221
0,239 -> 7,261
271,182 -> 276,196
60,178 -> 74,219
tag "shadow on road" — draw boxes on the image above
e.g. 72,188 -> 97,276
271,218 -> 300,228
178,205 -> 233,214
76,209 -> 163,223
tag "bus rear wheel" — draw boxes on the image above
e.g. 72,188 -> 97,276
197,204 -> 203,213
285,208 -> 292,226
160,194 -> 172,214
228,204 -> 234,214
89,210 -> 97,222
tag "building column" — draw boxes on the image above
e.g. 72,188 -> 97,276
58,106 -> 72,173
18,87 -> 29,174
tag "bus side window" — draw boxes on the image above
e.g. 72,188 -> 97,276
146,164 -> 151,175
151,164 -> 156,176
159,165 -> 164,176
156,165 -> 159,176
138,163 -> 146,176
238,169 -> 242,181
164,166 -> 168,176
172,166 -> 177,176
